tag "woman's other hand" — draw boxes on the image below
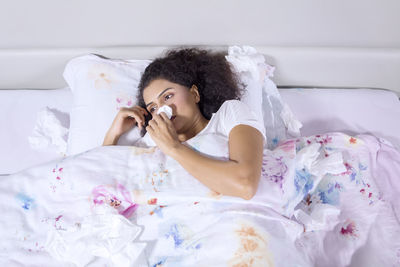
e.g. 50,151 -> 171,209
103,106 -> 148,145
146,112 -> 181,155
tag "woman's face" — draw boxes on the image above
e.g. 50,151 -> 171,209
143,79 -> 201,133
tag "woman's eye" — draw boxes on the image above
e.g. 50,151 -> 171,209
165,94 -> 173,101
149,107 -> 156,113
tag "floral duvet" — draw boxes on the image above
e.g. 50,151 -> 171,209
1,132 -> 399,267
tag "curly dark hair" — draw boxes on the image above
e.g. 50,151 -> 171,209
137,46 -> 245,120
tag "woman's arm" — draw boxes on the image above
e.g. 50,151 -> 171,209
146,110 -> 264,200
169,125 -> 263,200
103,106 -> 148,146
103,130 -> 121,146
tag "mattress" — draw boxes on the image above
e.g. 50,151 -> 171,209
0,87 -> 399,175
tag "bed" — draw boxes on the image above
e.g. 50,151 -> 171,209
1,1 -> 400,266
1,47 -> 399,267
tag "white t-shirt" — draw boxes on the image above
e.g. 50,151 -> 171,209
135,100 -> 266,160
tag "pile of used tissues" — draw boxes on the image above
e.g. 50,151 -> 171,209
225,45 -> 302,150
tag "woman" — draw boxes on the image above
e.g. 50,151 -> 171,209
103,47 -> 266,200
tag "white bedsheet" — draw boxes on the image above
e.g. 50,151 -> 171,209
0,87 -> 399,175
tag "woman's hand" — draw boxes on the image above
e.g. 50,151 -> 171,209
146,113 -> 181,155
103,106 -> 148,146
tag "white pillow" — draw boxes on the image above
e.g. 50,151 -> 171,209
63,47 -> 302,155
63,54 -> 151,155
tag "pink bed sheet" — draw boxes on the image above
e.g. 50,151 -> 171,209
280,88 -> 400,151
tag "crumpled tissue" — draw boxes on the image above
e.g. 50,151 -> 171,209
225,45 -> 274,84
296,143 -> 347,190
281,103 -> 303,137
140,105 -> 173,147
292,144 -> 351,232
45,205 -> 147,267
28,107 -> 68,154
288,144 -> 346,227
262,73 -> 303,139
157,105 -> 173,119
225,45 -> 303,150
293,204 -> 341,232
225,45 -> 274,134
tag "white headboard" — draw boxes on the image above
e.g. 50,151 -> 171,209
1,0 -> 399,95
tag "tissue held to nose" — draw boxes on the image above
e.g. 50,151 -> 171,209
156,105 -> 173,119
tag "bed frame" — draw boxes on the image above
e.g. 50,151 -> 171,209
0,46 -> 399,96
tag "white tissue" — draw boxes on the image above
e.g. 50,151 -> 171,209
139,105 -> 173,147
280,103 -> 302,137
225,45 -> 274,130
157,105 -> 173,119
28,107 -> 68,154
225,45 -> 273,84
296,143 -> 346,194
294,204 -> 341,232
45,205 -> 147,267
225,45 -> 303,150
309,152 -> 347,178
296,143 -> 322,171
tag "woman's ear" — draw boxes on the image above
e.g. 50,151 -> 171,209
190,84 -> 200,103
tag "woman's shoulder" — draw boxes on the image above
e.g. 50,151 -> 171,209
203,100 -> 245,133
216,99 -> 267,141
217,99 -> 253,115
220,99 -> 242,107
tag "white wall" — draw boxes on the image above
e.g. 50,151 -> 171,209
1,0 -> 399,91
1,0 -> 399,49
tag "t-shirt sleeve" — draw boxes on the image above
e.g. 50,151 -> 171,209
221,100 -> 267,143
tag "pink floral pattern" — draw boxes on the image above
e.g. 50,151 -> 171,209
91,183 -> 138,218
